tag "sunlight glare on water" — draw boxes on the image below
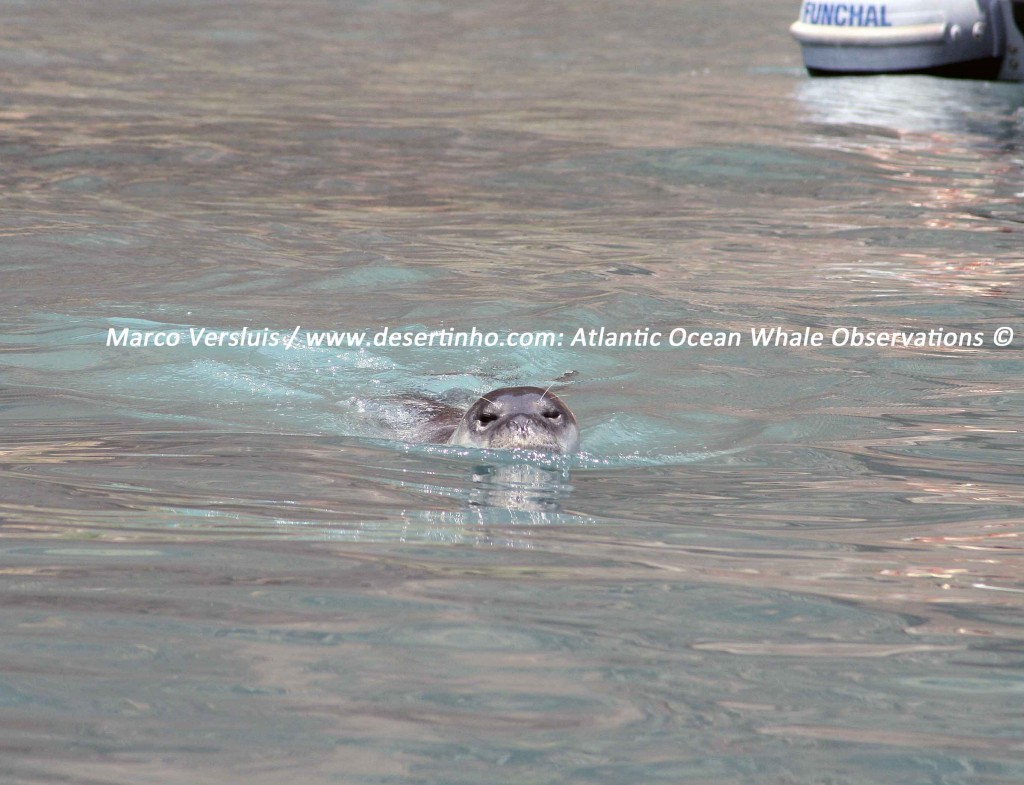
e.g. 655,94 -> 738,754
1,1 -> 1023,783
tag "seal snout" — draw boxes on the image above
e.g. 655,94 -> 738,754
508,414 -> 533,433
490,413 -> 554,449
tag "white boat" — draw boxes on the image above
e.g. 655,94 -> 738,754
791,0 -> 1024,79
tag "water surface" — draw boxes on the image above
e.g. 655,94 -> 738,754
2,1 -> 1023,783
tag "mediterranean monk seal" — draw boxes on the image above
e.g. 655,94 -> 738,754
444,386 -> 579,453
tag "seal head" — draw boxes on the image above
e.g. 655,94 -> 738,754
447,386 -> 579,453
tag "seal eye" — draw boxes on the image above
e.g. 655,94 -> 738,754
477,412 -> 498,426
542,408 -> 561,420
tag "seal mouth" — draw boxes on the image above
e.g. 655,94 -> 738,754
485,415 -> 562,451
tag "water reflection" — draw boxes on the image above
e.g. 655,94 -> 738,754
463,458 -> 572,513
795,74 -> 1024,139
792,74 -> 1024,303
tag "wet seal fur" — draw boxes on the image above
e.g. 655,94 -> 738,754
443,386 -> 579,453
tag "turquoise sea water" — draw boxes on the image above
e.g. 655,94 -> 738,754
2,1 -> 1023,783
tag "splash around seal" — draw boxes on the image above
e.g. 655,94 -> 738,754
446,386 -> 579,453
